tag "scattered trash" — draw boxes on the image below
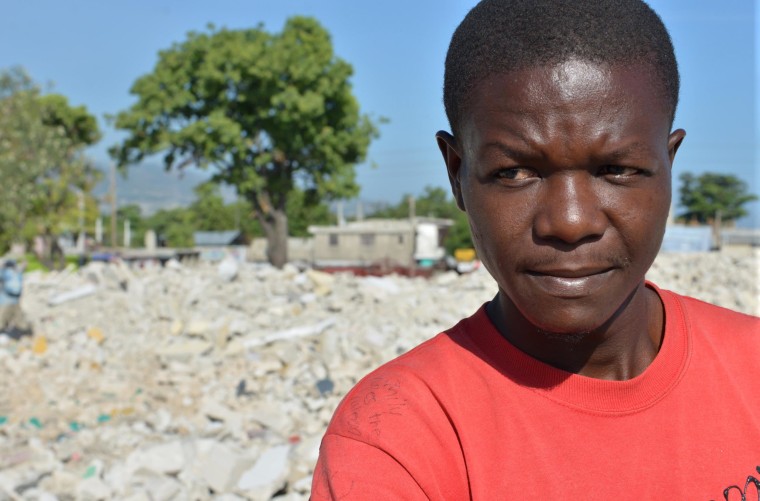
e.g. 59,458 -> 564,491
235,379 -> 253,398
82,465 -> 97,479
32,335 -> 48,355
316,378 -> 334,396
86,327 -> 105,344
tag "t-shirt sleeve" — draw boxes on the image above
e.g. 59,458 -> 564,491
311,434 -> 427,500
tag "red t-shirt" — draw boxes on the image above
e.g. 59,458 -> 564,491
312,285 -> 760,500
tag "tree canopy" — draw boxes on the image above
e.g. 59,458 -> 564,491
111,17 -> 379,267
0,67 -> 101,256
678,172 -> 757,224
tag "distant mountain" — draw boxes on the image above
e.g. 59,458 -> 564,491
89,161 -> 392,219
91,162 -> 236,215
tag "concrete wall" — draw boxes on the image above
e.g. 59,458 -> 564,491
312,230 -> 415,267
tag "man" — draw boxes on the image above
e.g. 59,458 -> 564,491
312,1 -> 760,498
0,259 -> 27,337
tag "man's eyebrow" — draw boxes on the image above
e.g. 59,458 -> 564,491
481,141 -> 534,160
603,142 -> 653,161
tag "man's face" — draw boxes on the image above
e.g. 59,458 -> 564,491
439,59 -> 684,335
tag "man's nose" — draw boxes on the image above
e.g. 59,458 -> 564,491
533,174 -> 607,245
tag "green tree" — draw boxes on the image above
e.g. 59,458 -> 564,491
111,17 -> 379,268
678,172 -> 757,224
190,182 -> 236,231
31,93 -> 101,266
286,189 -> 335,237
38,94 -> 101,148
144,207 -> 195,248
0,68 -> 101,262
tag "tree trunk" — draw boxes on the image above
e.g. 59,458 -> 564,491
37,232 -> 64,270
260,208 -> 289,269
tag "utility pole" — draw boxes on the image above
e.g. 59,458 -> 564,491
356,200 -> 364,221
77,190 -> 85,252
110,163 -> 117,249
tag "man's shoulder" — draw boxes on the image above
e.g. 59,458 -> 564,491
662,287 -> 759,331
660,288 -> 759,366
337,329 -> 464,401
323,310 -> 487,445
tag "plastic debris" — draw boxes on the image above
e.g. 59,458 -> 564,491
86,327 -> 105,344
32,336 -> 48,355
316,378 -> 334,396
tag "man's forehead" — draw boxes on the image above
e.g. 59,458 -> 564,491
466,59 -> 669,121
457,59 -> 673,157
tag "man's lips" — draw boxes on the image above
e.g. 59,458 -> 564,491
526,267 -> 614,279
525,267 -> 617,297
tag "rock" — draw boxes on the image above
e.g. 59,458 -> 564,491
127,440 -> 186,476
156,339 -> 213,360
18,488 -> 59,501
197,442 -> 253,493
238,444 -> 290,495
217,257 -> 239,282
0,443 -> 59,496
249,401 -> 291,437
201,398 -> 244,437
47,284 -> 98,306
213,494 -> 248,501
242,318 -> 336,349
165,258 -> 182,270
39,470 -> 80,498
132,473 -> 184,501
76,477 -> 111,500
306,270 -> 334,296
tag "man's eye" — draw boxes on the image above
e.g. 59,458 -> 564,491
600,165 -> 639,177
495,168 -> 536,181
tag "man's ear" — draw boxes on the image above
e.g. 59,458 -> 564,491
436,131 -> 466,211
667,128 -> 686,165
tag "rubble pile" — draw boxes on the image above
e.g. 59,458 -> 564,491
0,249 -> 756,500
648,248 -> 759,316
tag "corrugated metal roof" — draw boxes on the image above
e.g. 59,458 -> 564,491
193,231 -> 241,246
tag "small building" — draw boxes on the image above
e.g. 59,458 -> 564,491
308,218 -> 453,270
193,230 -> 248,262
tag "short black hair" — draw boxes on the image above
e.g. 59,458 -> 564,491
443,0 -> 679,136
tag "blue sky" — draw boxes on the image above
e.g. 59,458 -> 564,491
1,0 -> 757,226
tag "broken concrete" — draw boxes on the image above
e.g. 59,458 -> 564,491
0,250 -> 756,499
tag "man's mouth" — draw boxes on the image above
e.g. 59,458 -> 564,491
525,267 -> 616,297
527,267 -> 614,279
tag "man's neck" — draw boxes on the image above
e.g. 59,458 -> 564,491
486,283 -> 665,381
